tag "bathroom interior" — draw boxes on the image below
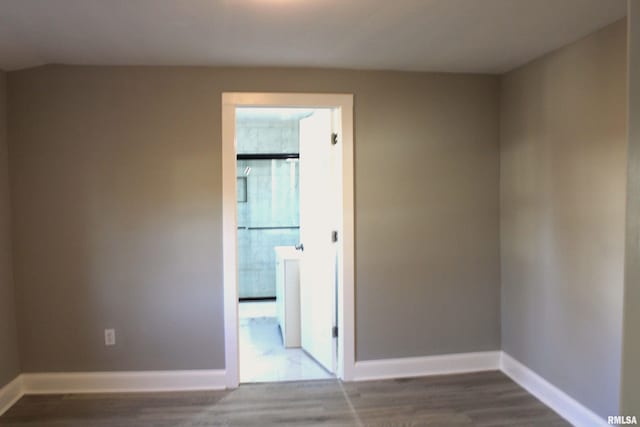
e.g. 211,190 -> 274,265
236,107 -> 333,383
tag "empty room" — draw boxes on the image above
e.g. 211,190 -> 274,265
0,1 -> 639,426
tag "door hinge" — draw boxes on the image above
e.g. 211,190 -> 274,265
332,326 -> 339,338
331,133 -> 338,145
331,230 -> 338,242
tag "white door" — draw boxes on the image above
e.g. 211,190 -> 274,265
298,109 -> 338,373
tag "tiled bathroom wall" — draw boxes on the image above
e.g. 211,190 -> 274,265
237,117 -> 300,298
237,118 -> 299,154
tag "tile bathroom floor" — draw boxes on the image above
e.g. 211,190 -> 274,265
239,301 -> 333,383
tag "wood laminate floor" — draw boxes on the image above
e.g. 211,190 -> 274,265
0,371 -> 570,427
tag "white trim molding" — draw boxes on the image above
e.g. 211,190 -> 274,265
0,376 -> 23,416
353,351 -> 501,382
20,370 -> 226,395
221,92 -> 356,387
353,351 -> 608,426
0,353 -> 608,426
500,352 -> 608,427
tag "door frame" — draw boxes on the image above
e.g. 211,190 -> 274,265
221,92 -> 355,388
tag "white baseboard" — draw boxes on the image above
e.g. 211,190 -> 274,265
354,350 -> 609,427
0,354 -> 609,427
353,350 -> 501,381
500,352 -> 607,427
21,369 -> 227,395
0,376 -> 23,416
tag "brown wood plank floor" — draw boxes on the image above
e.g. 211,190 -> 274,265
0,371 -> 569,426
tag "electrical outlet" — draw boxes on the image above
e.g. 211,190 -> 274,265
104,329 -> 116,346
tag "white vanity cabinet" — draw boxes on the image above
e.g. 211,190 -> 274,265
275,246 -> 302,348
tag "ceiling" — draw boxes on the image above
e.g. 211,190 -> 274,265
0,0 -> 627,74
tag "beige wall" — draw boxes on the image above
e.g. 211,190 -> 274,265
622,1 -> 640,415
500,20 -> 627,417
0,71 -> 21,388
7,66 -> 501,372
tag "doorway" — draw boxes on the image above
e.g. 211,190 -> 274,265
236,107 -> 332,382
222,93 -> 355,388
